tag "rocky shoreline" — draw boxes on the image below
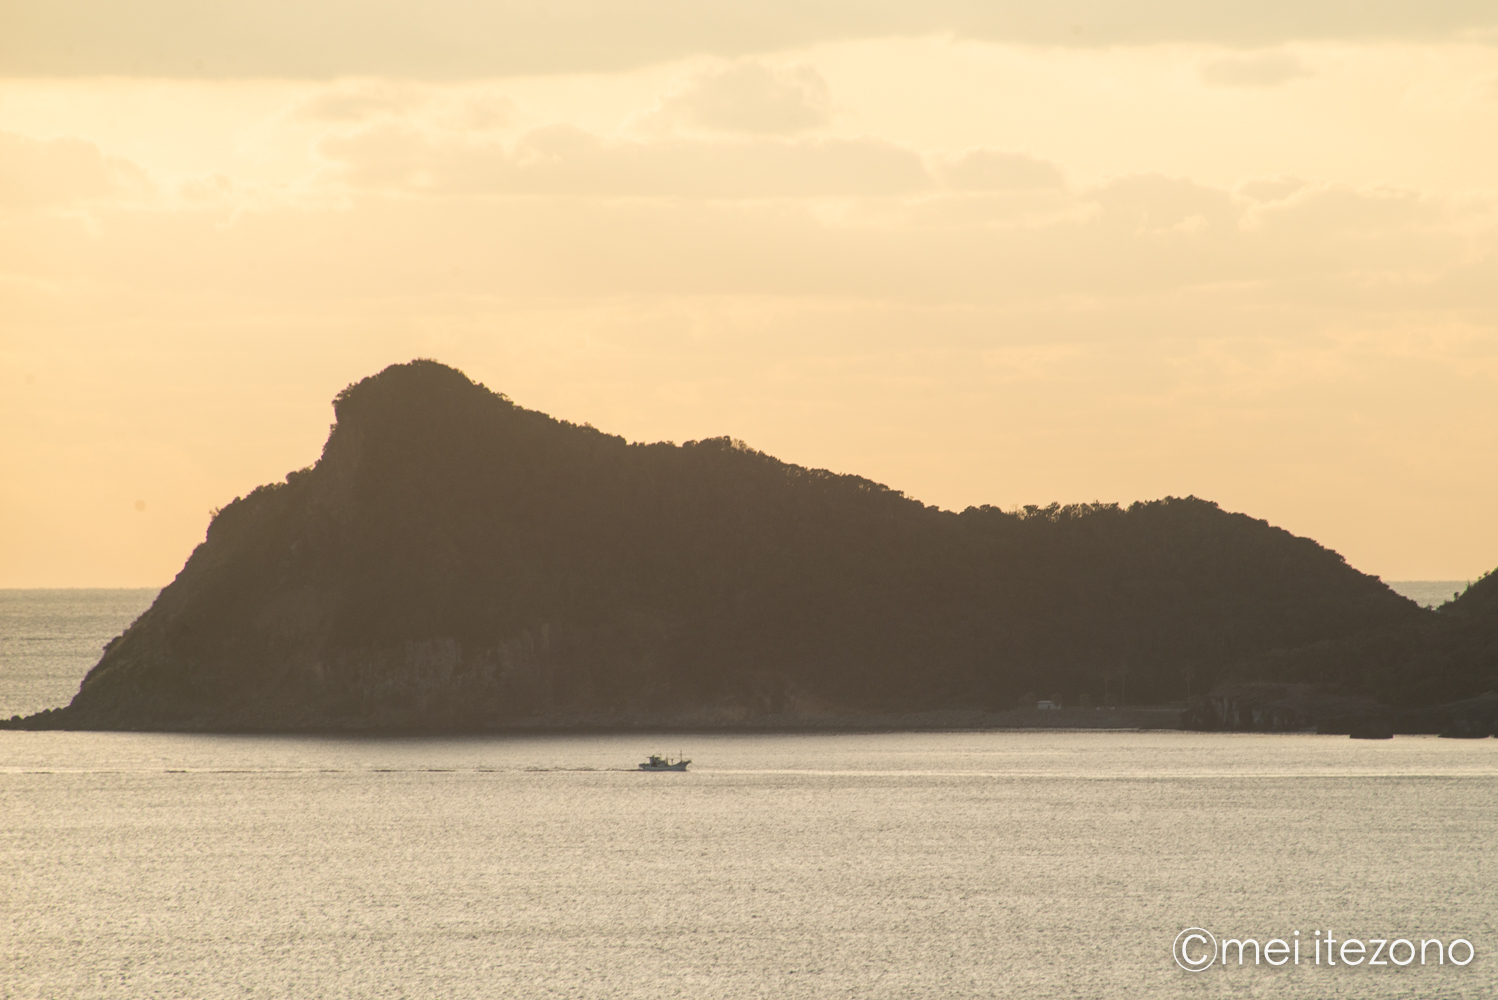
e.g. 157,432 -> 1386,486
12,695 -> 1495,736
5,704 -> 1184,734
1180,684 -> 1498,738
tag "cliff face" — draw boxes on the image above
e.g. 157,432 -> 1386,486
18,360 -> 1439,732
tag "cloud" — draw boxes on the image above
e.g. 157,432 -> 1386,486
9,137 -> 1491,315
318,124 -> 933,198
0,131 -> 151,209
1090,174 -> 1237,235
1200,50 -> 1313,87
1237,177 -> 1308,203
294,83 -> 427,124
652,62 -> 832,135
291,82 -> 516,136
939,150 -> 1064,191
4,1 -> 1495,79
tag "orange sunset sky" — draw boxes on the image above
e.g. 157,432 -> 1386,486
3,2 -> 1496,586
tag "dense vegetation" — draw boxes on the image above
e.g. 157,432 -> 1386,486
1235,568 -> 1497,708
12,360 -> 1487,732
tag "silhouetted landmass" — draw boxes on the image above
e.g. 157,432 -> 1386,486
5,360 -> 1489,733
1187,569 -> 1498,736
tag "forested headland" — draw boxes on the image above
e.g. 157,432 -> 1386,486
8,360 -> 1493,733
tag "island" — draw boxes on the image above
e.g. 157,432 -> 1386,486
7,360 -> 1494,735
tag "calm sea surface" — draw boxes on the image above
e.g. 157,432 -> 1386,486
0,589 -> 157,719
1387,580 -> 1471,609
2,590 -> 1493,999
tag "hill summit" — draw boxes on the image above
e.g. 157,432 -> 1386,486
14,360 -> 1466,731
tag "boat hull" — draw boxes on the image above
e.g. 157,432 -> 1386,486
638,761 -> 690,771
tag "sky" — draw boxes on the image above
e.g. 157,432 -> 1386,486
2,2 -> 1496,587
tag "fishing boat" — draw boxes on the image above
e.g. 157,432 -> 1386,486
638,753 -> 690,771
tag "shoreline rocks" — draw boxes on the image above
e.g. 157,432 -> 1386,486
1182,684 -> 1496,738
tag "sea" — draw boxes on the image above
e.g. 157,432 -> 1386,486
2,587 -> 1493,999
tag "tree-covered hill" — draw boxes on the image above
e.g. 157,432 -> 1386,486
8,360 -> 1455,732
1226,568 -> 1497,722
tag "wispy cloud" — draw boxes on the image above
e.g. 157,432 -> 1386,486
939,150 -> 1065,192
647,62 -> 834,135
293,83 -> 430,124
1199,50 -> 1313,88
317,125 -> 932,199
0,131 -> 152,209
